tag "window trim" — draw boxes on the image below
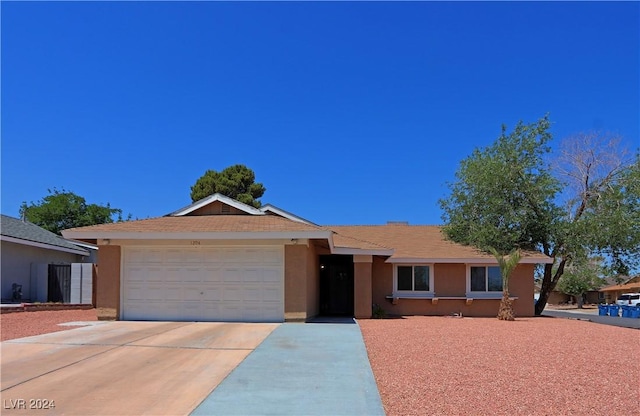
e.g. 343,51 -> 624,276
393,264 -> 435,297
466,264 -> 503,298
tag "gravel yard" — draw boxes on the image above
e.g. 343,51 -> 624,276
359,316 -> 640,416
0,309 -> 97,341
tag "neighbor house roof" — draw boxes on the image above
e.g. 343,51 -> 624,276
329,224 -> 552,264
599,281 -> 640,292
63,215 -> 332,240
1,214 -> 90,256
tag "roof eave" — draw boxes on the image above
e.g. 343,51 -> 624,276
331,247 -> 394,256
386,257 -> 553,264
61,230 -> 333,241
1,235 -> 90,256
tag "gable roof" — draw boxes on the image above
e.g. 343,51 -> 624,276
61,196 -> 552,263
168,193 -> 265,217
1,215 -> 90,256
329,224 -> 552,264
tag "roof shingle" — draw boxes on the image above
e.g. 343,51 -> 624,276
1,215 -> 89,254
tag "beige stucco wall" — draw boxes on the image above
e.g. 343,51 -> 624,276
96,245 -> 121,320
284,244 -> 310,321
0,241 -> 85,302
354,258 -> 373,319
371,258 -> 536,317
305,242 -> 320,318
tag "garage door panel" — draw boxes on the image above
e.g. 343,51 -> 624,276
263,269 -> 281,283
123,246 -> 284,322
165,285 -> 185,301
202,287 -> 222,301
146,267 -> 165,282
243,287 -> 261,301
203,267 -> 221,282
223,286 -> 243,301
146,285 -> 167,301
242,269 -> 260,282
261,247 -> 283,264
220,303 -> 243,321
222,268 -> 241,282
125,286 -> 145,301
203,250 -> 221,263
263,287 -> 280,302
126,267 -> 147,282
167,267 -> 202,283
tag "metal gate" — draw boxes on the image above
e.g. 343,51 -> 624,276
48,264 -> 71,303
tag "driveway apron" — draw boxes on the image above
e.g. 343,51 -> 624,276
1,322 -> 277,415
192,320 -> 385,416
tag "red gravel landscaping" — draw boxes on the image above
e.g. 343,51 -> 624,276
0,309 -> 97,341
359,316 -> 640,416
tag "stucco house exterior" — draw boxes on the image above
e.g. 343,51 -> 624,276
599,276 -> 640,303
62,194 -> 552,322
1,214 -> 94,302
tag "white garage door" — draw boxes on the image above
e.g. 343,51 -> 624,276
122,246 -> 284,322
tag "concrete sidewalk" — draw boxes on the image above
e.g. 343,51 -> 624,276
192,320 -> 385,416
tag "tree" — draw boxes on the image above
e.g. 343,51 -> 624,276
440,117 -> 640,315
489,247 -> 522,321
190,164 -> 266,208
20,188 -> 124,235
556,258 -> 603,308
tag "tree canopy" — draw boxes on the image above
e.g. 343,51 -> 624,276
20,188 -> 124,235
190,164 -> 266,208
556,258 -> 603,308
440,117 -> 640,315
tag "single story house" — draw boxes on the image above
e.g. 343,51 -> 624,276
62,194 -> 552,322
543,276 -> 619,305
1,214 -> 95,302
599,276 -> 640,303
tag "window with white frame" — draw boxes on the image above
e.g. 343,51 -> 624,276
469,266 -> 502,292
395,265 -> 433,293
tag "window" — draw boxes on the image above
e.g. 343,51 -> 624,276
470,266 -> 502,292
396,265 -> 432,292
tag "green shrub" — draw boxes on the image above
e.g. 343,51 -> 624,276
372,303 -> 387,319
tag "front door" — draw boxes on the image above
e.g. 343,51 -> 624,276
319,255 -> 354,316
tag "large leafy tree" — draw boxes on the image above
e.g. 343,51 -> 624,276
20,188 -> 124,235
440,117 -> 640,315
190,164 -> 266,208
556,258 -> 603,309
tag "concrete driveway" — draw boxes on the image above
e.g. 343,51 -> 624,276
1,321 -> 278,415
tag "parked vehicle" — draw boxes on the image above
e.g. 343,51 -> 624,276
615,293 -> 640,307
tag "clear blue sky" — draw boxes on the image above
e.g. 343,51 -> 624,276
2,2 -> 638,226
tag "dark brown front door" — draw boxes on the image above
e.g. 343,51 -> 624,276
319,255 -> 354,316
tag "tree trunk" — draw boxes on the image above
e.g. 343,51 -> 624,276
576,295 -> 584,309
497,290 -> 515,321
535,258 -> 568,316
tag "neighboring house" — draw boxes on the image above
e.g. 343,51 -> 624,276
62,194 -> 553,322
545,276 -> 619,305
599,276 -> 640,304
1,214 -> 95,302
